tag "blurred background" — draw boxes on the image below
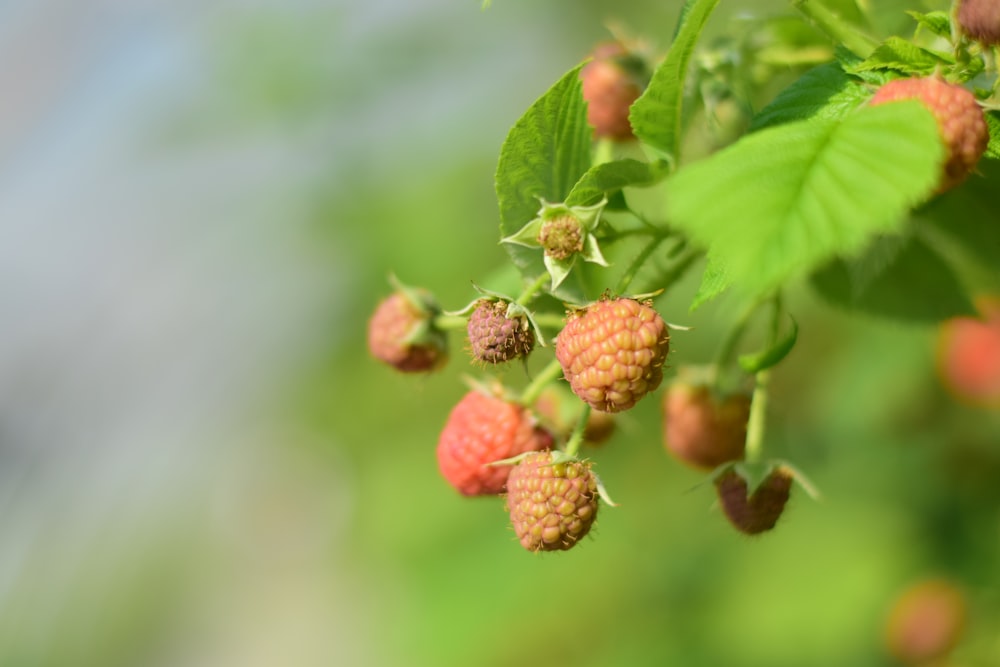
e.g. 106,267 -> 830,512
0,0 -> 997,665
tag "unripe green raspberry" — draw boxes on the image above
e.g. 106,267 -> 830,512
506,451 -> 599,552
538,215 -> 584,260
869,77 -> 988,192
555,297 -> 670,413
715,466 -> 792,535
466,299 -> 535,364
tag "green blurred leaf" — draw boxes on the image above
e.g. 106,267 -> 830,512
905,10 -> 952,39
846,36 -> 953,76
985,111 -> 1000,160
750,62 -> 870,131
739,317 -> 798,373
811,234 -> 976,322
629,0 -> 720,161
495,65 -> 593,301
690,254 -> 731,310
666,102 -> 943,297
919,160 -> 1000,268
566,159 -> 668,207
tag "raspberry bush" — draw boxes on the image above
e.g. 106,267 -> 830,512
360,0 -> 1000,661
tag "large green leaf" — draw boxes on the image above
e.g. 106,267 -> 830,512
666,101 -> 943,297
495,65 -> 593,300
985,111 -> 1000,161
811,234 -> 976,322
629,0 -> 720,161
750,61 -> 870,131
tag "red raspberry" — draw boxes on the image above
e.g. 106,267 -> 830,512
580,42 -> 644,140
466,299 -> 535,364
555,297 -> 670,413
367,291 -> 447,372
506,451 -> 599,552
957,0 -> 1000,47
437,391 -> 552,496
936,296 -> 1000,409
714,466 -> 792,535
662,382 -> 750,470
885,578 -> 967,664
869,77 -> 988,192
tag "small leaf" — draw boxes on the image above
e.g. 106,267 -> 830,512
750,61 -> 871,131
629,0 -> 720,161
811,234 -> 976,322
739,317 -> 798,373
905,10 -> 952,39
847,36 -> 953,76
566,159 -> 669,207
690,254 -> 731,310
496,65 -> 593,301
666,101 -> 943,298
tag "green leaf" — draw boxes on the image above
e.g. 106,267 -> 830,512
690,254 -> 731,310
811,234 -> 976,322
847,36 -> 953,76
750,62 -> 871,131
566,159 -> 668,207
905,10 -> 952,39
919,159 -> 1000,268
629,0 -> 720,161
666,101 -> 943,297
985,111 -> 1000,161
739,317 -> 798,373
495,65 -> 593,301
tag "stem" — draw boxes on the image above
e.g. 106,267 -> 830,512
519,358 -> 564,406
533,313 -> 566,330
792,0 -> 877,58
516,273 -> 550,307
744,370 -> 769,464
563,404 -> 591,458
433,314 -> 469,330
614,235 -> 667,295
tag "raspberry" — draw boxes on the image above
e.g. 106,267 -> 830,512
936,296 -> 1000,409
714,466 -> 792,535
537,215 -> 584,260
580,42 -> 644,140
466,299 -> 535,364
885,578 -> 967,664
437,391 -> 553,496
367,290 -> 447,372
662,382 -> 750,470
506,451 -> 599,552
957,0 -> 1000,47
555,297 -> 670,413
869,77 -> 988,192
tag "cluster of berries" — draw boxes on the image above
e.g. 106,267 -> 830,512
368,284 -> 796,551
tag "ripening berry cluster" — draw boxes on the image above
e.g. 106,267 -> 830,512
367,286 -> 795,551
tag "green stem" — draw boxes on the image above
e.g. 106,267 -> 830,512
614,235 -> 667,295
516,273 -> 550,307
792,0 -> 877,58
534,313 -> 566,330
520,358 -> 564,406
433,314 -> 469,331
563,404 -> 591,458
744,370 -> 769,464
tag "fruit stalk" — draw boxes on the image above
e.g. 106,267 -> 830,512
520,357 -> 566,406
563,403 -> 592,458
